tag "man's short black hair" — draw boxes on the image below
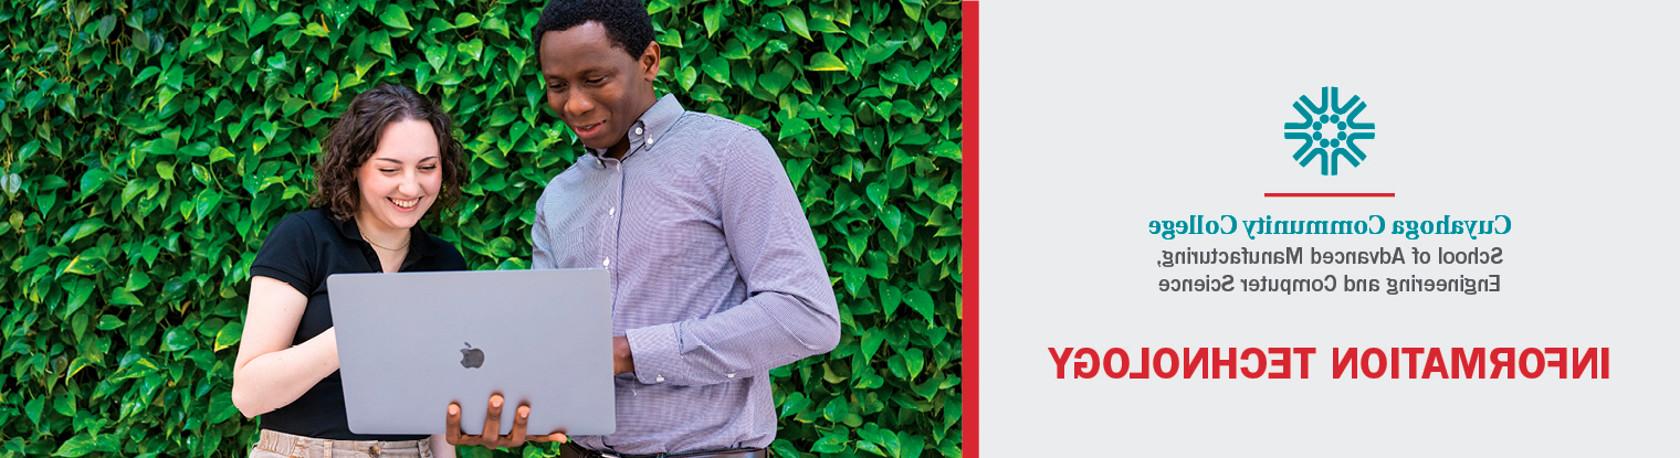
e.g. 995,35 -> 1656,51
532,0 -> 654,58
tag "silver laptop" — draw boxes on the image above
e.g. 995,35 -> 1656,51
327,268 -> 615,436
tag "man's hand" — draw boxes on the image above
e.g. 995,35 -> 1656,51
445,394 -> 567,447
613,336 -> 635,375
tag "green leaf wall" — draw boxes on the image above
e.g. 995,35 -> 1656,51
0,0 -> 961,456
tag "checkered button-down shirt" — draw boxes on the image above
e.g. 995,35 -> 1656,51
531,94 -> 841,454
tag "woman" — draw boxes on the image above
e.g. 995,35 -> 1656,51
232,84 -> 465,458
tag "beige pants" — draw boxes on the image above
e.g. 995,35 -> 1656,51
250,429 -> 432,458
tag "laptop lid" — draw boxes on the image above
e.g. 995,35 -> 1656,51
328,268 -> 615,436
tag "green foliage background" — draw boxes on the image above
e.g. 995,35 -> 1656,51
0,0 -> 961,456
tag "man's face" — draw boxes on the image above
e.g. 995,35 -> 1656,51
538,22 -> 659,157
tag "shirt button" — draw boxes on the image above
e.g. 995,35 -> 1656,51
726,373 -> 735,379
634,126 -> 644,136
645,137 -> 655,146
602,257 -> 611,267
608,207 -> 616,216
655,375 -> 665,383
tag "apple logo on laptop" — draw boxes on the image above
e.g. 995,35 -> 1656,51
460,342 -> 484,369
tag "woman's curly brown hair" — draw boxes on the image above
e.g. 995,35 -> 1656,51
309,84 -> 465,222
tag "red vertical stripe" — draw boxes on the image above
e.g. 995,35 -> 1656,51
960,1 -> 979,457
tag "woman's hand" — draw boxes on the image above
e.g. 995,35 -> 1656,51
231,276 -> 340,418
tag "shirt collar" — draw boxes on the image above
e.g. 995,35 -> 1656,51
587,93 -> 684,165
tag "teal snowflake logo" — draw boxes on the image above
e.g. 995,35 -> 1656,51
1285,86 -> 1375,176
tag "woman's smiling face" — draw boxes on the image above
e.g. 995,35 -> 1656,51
354,118 -> 442,232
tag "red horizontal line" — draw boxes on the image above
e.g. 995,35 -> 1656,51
1264,192 -> 1396,198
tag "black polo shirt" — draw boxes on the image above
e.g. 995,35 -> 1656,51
249,208 -> 466,440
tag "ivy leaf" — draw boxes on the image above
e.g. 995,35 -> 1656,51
162,327 -> 195,352
908,60 -> 935,87
903,348 -> 926,380
863,39 -> 906,65
487,106 -> 518,126
53,394 -> 75,418
812,433 -> 848,454
932,183 -> 959,208
899,0 -> 925,21
878,283 -> 903,319
211,146 -> 236,163
861,328 -> 886,363
784,158 -> 811,188
781,7 -> 811,41
78,167 -> 110,198
857,441 -> 885,457
24,397 -> 43,425
846,230 -> 868,262
931,141 -> 961,161
379,5 -> 412,31
702,2 -> 725,37
779,392 -> 810,418
882,61 -> 912,85
821,396 -> 849,423
96,315 -> 126,330
454,12 -> 480,28
249,14 -> 278,37
62,254 -> 99,277
924,19 -> 949,46
109,288 -> 143,307
194,189 -> 224,221
273,12 -> 301,27
905,288 -> 935,325
126,270 -> 152,290
678,66 -> 698,91
96,14 -> 117,40
806,52 -> 847,72
210,393 -> 241,422
757,61 -> 795,95
656,27 -> 684,49
859,426 -> 904,458
865,181 -> 888,209
424,44 -> 449,71
881,205 -> 905,242
2,173 -> 20,195
482,16 -> 512,38
369,31 -> 394,57
701,55 -> 730,84
322,1 -> 356,25
215,321 -> 243,351
457,38 -> 485,61
53,433 -> 97,457
59,218 -> 106,244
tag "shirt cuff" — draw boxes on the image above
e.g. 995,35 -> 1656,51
625,323 -> 683,385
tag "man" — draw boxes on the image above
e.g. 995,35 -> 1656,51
444,1 -> 841,456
